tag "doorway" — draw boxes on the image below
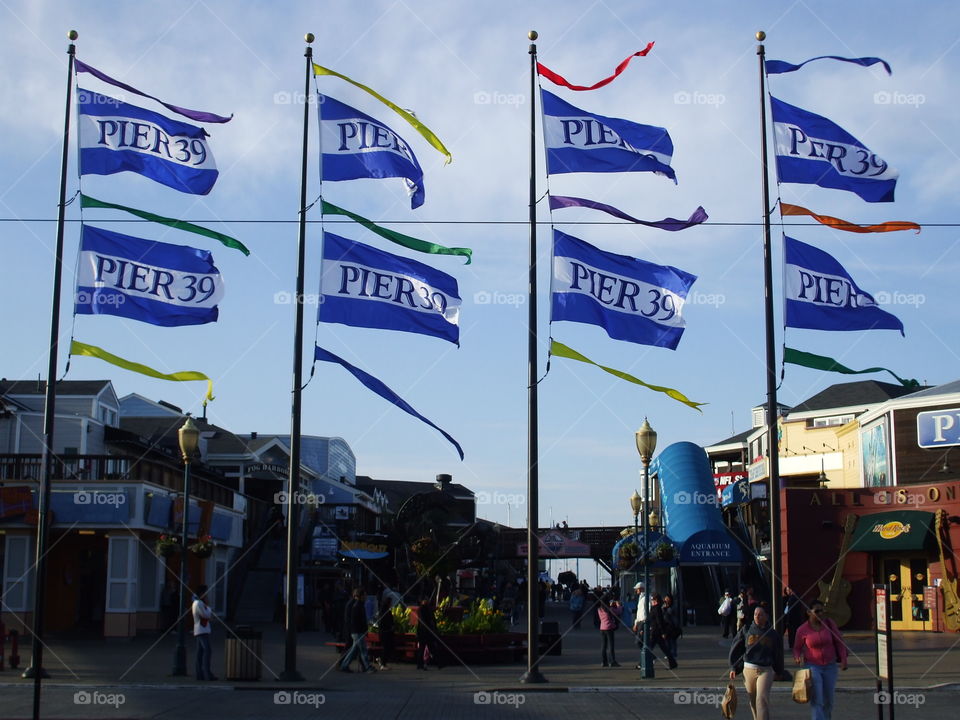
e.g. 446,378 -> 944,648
879,555 -> 929,630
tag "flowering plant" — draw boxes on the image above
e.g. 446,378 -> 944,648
155,534 -> 180,557
188,534 -> 215,558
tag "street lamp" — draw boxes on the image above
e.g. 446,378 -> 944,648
172,416 -> 200,676
635,418 -> 657,679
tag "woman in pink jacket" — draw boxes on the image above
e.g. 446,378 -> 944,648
793,600 -> 848,720
597,593 -> 623,667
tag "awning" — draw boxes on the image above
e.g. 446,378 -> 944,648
849,511 -> 935,553
340,549 -> 389,560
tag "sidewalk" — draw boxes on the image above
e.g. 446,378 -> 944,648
0,601 -> 957,718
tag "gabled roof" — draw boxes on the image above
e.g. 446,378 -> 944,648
900,378 -> 960,399
788,380 -> 921,415
0,379 -> 112,397
118,415 -> 251,455
707,428 -> 753,448
355,476 -> 474,511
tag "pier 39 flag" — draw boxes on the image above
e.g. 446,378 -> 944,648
320,94 -> 425,209
77,89 -> 218,195
541,89 -> 675,181
771,96 -> 897,203
551,230 -> 696,349
784,235 -> 903,335
320,232 -> 460,345
76,225 -> 223,327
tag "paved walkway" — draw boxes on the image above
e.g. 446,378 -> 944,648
1,601 -> 957,718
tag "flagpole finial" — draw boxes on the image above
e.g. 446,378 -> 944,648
305,33 -> 315,44
528,30 -> 538,41
68,30 -> 78,40
756,30 -> 766,41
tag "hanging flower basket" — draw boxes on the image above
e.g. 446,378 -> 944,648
618,541 -> 639,569
155,535 -> 181,558
189,535 -> 215,558
654,541 -> 675,562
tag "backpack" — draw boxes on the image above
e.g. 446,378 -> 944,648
570,593 -> 584,611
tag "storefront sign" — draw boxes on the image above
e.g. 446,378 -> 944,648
917,407 -> 960,448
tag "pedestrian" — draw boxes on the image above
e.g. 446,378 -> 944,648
191,585 -> 217,681
415,595 -> 441,670
339,588 -> 375,673
631,582 -> 647,665
729,605 -> 784,720
793,600 -> 848,720
376,584 -> 402,670
662,594 -> 682,662
783,586 -> 805,650
718,589 -> 736,638
597,593 -> 622,667
735,588 -> 748,632
569,585 -> 586,629
647,594 -> 678,669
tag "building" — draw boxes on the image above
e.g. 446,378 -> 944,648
0,380 -> 243,637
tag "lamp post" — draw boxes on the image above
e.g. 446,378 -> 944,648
172,416 -> 200,676
635,418 -> 657,679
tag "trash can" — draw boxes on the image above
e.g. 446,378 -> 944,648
224,626 -> 262,681
540,621 -> 562,656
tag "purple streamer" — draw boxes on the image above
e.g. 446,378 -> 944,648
549,194 -> 708,231
765,55 -> 891,75
75,59 -> 232,124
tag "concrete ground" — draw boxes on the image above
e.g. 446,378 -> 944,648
1,600 -> 957,718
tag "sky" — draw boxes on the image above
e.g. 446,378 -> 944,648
2,1 -> 959,536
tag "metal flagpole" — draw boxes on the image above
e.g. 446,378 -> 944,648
521,29 -> 546,685
280,32 -> 315,682
756,30 -> 783,633
25,31 -> 77,720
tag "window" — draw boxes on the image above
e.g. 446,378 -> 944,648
809,415 -> 854,429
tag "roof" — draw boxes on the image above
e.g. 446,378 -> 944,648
788,380 -> 921,415
900,379 -> 960,399
118,415 -> 252,455
0,379 -> 112,397
707,428 -> 753,448
355,476 -> 474,511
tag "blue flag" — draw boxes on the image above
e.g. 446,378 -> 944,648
771,96 -> 897,203
319,94 -> 425,208
314,346 -> 464,460
541,89 -> 676,182
76,225 -> 223,326
77,89 -> 218,195
766,55 -> 891,75
784,235 -> 904,335
320,232 -> 460,345
551,230 -> 696,349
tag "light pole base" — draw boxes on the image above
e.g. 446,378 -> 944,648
520,668 -> 548,684
20,665 -> 50,679
278,669 -> 305,681
640,647 -> 655,679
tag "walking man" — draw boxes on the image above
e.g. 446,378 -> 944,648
339,588 -> 375,673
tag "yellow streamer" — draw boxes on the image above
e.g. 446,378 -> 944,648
550,340 -> 705,411
313,63 -> 452,164
70,340 -> 215,405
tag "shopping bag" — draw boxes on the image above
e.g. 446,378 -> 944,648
792,668 -> 812,704
721,681 -> 738,718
